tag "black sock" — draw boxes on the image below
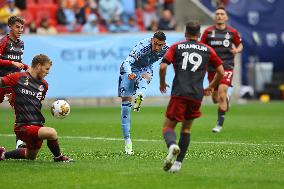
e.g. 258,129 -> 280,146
4,148 -> 26,159
162,127 -> 176,148
217,109 -> 226,126
176,133 -> 190,162
47,139 -> 61,157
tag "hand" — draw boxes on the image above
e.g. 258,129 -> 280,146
230,48 -> 239,55
22,63 -> 29,70
128,73 -> 136,80
203,87 -> 213,96
11,61 -> 25,69
160,82 -> 170,93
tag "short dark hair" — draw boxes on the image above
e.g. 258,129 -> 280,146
216,6 -> 226,12
185,20 -> 200,36
8,15 -> 25,26
32,54 -> 52,68
153,31 -> 166,41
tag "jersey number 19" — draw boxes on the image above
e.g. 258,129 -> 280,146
181,52 -> 202,72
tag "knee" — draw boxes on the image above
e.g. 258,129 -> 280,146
46,128 -> 58,140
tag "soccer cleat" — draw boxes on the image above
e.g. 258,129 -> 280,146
0,147 -> 6,161
163,144 -> 180,171
168,161 -> 182,173
125,143 -> 134,155
133,92 -> 144,112
54,154 -> 74,162
212,125 -> 223,133
16,140 -> 26,149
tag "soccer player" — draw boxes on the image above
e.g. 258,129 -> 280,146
0,54 -> 73,162
118,31 -> 169,155
200,6 -> 243,133
160,20 -> 224,173
0,15 -> 28,148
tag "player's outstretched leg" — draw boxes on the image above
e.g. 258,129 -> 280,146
0,147 -> 26,160
121,101 -> 134,155
134,77 -> 149,112
133,92 -> 144,112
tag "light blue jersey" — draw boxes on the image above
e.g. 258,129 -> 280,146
118,38 -> 169,97
120,38 -> 169,74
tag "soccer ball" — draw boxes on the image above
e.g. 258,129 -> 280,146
51,100 -> 70,119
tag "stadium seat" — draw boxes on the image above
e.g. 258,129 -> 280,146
56,25 -> 68,33
73,25 -> 82,33
98,24 -> 108,33
135,8 -> 145,31
37,0 -> 56,5
26,0 -> 36,6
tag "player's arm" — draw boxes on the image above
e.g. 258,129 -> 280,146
0,73 -> 20,88
230,43 -> 243,55
0,59 -> 27,70
121,41 -> 147,80
230,30 -> 243,55
159,62 -> 169,93
159,44 -> 175,93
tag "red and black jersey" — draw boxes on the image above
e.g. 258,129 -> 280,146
200,25 -> 241,71
2,72 -> 48,126
163,39 -> 222,101
0,34 -> 24,77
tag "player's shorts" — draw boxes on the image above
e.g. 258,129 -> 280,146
208,69 -> 233,91
14,125 -> 43,150
166,96 -> 202,121
118,68 -> 153,97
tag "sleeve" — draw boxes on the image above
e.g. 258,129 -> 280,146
2,72 -> 22,87
200,28 -> 209,44
162,44 -> 176,65
232,29 -> 242,46
121,40 -> 148,74
0,37 -> 12,66
208,46 -> 223,69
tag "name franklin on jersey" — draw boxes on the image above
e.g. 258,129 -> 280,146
178,44 -> 208,51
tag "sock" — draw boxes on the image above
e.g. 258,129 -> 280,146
176,133 -> 190,162
217,108 -> 226,127
121,101 -> 132,140
47,139 -> 61,157
162,126 -> 176,148
136,77 -> 148,96
4,148 -> 26,159
125,138 -> 132,145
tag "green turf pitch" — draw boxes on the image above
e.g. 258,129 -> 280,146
0,102 -> 283,189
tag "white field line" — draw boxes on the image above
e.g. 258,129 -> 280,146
0,134 -> 283,147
